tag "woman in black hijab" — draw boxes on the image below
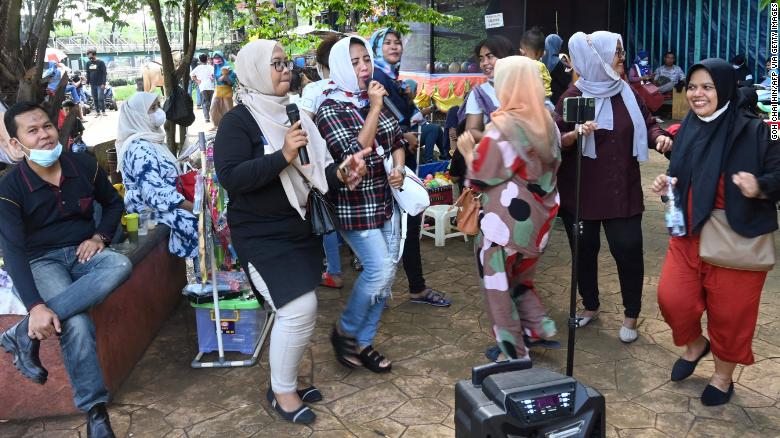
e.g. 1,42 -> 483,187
730,54 -> 754,87
652,58 -> 780,406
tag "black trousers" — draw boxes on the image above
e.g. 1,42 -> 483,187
559,210 -> 644,318
402,212 -> 427,294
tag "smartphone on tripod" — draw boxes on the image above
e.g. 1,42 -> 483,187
562,97 -> 596,123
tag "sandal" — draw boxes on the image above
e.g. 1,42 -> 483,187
330,326 -> 361,369
351,256 -> 363,272
484,344 -> 531,362
409,289 -> 452,307
485,345 -> 502,362
358,345 -> 392,373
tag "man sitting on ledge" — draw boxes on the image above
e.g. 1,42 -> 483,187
0,102 -> 131,438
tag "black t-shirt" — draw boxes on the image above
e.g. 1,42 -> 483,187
86,59 -> 107,85
213,105 -> 341,307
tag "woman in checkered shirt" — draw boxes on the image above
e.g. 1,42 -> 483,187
316,36 -> 406,373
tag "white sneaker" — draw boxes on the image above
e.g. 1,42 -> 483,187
619,326 -> 638,343
574,312 -> 599,328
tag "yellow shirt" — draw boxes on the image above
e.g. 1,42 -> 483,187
534,60 -> 553,98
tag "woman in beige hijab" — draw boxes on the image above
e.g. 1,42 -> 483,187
213,39 -> 366,424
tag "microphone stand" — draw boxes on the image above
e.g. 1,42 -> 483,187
565,112 -> 585,378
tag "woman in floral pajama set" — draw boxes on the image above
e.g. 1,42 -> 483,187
458,56 -> 562,361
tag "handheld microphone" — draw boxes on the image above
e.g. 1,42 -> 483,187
382,96 -> 404,122
285,103 -> 309,165
367,80 -> 404,122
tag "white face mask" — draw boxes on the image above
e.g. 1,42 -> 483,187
639,60 -> 649,67
150,108 -> 166,128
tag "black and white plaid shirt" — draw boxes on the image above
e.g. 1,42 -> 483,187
316,99 -> 406,230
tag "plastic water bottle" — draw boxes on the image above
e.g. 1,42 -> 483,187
665,179 -> 686,237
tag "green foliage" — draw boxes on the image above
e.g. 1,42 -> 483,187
235,0 -> 459,55
758,0 -> 772,10
432,4 -> 486,65
87,0 -> 141,34
112,84 -> 163,101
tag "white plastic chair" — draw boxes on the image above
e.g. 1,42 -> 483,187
420,204 -> 467,246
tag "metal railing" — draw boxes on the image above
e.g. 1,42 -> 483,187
49,31 -> 221,55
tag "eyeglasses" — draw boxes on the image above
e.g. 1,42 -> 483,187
615,49 -> 626,59
270,60 -> 293,72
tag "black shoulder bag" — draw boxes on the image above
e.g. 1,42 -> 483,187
293,167 -> 338,236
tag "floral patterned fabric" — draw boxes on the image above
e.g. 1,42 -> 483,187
121,139 -> 198,258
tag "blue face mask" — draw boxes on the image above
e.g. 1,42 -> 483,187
18,140 -> 63,167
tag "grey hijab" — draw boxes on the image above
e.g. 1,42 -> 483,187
568,31 -> 648,161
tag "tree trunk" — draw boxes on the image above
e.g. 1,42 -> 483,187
148,0 -> 199,154
0,0 -> 60,105
148,0 -> 177,151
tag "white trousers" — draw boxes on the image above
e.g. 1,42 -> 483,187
248,263 -> 317,393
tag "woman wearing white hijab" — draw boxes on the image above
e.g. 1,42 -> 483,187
118,92 -> 198,259
554,31 -> 673,343
315,36 -> 406,374
213,39 -> 366,424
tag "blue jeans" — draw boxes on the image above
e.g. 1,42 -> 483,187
90,84 -> 105,113
18,247 -> 132,411
323,231 -> 341,275
422,123 -> 446,162
65,84 -> 81,103
339,210 -> 401,348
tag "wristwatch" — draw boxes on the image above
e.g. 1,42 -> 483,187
94,233 -> 111,246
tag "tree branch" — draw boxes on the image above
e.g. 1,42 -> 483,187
174,0 -> 199,82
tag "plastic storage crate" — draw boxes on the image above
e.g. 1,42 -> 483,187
191,295 -> 267,354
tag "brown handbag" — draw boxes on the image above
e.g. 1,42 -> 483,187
450,187 -> 482,236
699,209 -> 776,271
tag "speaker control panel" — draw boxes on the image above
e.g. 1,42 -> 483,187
506,382 -> 576,424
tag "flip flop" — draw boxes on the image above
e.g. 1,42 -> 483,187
524,335 -> 562,349
409,289 -> 452,307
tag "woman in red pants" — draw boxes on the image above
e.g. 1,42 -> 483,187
653,58 -> 780,406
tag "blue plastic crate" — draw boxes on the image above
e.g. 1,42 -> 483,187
192,298 -> 266,354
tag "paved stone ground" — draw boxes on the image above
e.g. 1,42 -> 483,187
3,147 -> 780,437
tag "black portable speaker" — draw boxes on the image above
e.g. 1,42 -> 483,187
455,362 -> 605,437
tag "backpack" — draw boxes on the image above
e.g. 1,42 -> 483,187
163,84 -> 196,127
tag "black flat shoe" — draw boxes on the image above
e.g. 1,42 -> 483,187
671,338 -> 710,382
296,386 -> 323,403
265,386 -> 322,404
87,403 -> 116,438
701,382 -> 734,406
265,389 -> 316,424
0,317 -> 47,385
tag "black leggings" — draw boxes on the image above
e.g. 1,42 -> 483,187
402,212 -> 427,294
559,210 -> 644,318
